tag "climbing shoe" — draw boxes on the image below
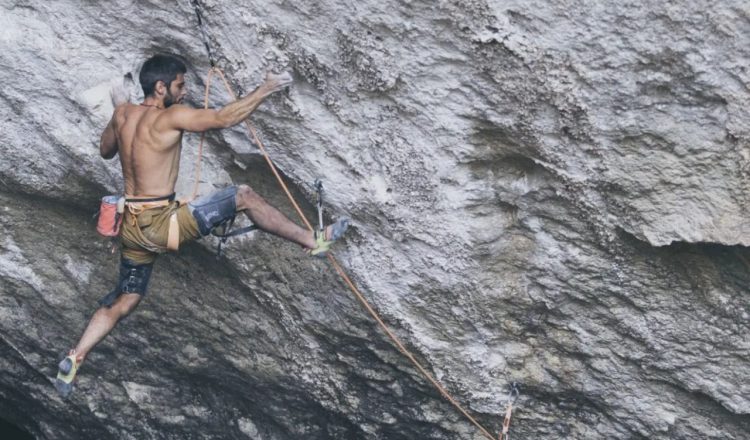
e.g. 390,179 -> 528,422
310,218 -> 350,257
55,354 -> 81,398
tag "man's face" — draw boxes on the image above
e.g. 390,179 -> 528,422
164,73 -> 187,107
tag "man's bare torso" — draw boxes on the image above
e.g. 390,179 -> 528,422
113,104 -> 182,197
102,70 -> 290,197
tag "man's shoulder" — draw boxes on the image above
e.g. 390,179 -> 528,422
114,103 -> 142,118
151,105 -> 194,135
111,103 -> 134,125
156,104 -> 200,128
164,104 -> 193,114
113,103 -> 128,116
157,104 -> 194,122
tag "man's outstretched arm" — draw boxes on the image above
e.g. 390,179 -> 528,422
164,72 -> 292,133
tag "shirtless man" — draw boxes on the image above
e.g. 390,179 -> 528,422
55,54 -> 348,397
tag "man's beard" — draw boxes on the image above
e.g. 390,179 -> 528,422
164,89 -> 176,108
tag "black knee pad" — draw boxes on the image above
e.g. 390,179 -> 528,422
98,259 -> 154,308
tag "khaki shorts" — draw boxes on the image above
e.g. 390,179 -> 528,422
120,202 -> 201,265
120,186 -> 239,265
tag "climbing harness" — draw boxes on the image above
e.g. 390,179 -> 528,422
97,192 -> 180,253
188,2 -> 515,439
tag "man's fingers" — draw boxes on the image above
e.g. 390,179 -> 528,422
274,71 -> 293,85
264,71 -> 294,92
110,74 -> 132,106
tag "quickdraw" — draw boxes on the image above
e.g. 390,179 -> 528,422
500,383 -> 520,440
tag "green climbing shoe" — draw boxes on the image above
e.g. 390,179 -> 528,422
55,354 -> 81,398
310,218 -> 350,257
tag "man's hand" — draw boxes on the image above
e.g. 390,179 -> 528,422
109,75 -> 132,107
261,71 -> 293,94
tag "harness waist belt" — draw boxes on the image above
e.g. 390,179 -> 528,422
125,193 -> 176,203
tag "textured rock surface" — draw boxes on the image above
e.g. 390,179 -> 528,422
1,0 -> 749,439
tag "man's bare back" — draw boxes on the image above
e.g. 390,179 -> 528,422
110,104 -> 183,196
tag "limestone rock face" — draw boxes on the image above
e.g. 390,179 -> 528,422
1,1 -> 749,439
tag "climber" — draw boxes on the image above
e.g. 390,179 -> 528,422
55,54 -> 349,397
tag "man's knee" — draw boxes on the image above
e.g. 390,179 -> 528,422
112,293 -> 141,318
236,184 -> 261,209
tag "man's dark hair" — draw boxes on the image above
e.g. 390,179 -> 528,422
139,54 -> 187,97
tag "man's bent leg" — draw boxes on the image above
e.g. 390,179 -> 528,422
72,257 -> 154,363
55,256 -> 153,397
56,292 -> 143,397
188,184 -> 347,252
188,185 -> 316,248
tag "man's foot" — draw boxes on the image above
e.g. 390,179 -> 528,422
310,218 -> 350,257
55,353 -> 82,398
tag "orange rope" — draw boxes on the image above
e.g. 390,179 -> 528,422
200,67 -> 501,440
188,67 -> 216,201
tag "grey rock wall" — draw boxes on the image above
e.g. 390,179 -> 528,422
0,0 -> 748,439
